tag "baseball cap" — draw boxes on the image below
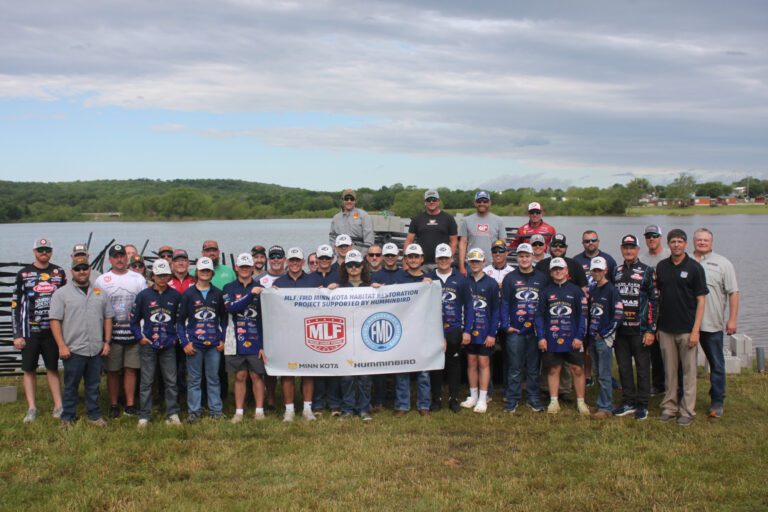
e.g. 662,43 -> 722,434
404,243 -> 424,256
129,255 -> 144,266
621,234 -> 639,246
251,245 -> 266,256
517,243 -> 533,254
590,256 -> 607,271
341,188 -> 356,199
152,259 -> 172,275
467,248 -> 485,261
172,249 -> 189,260
196,257 -> 215,272
202,240 -> 219,251
345,250 -> 363,264
236,253 -> 254,267
549,257 -> 567,269
644,225 -> 662,236
335,234 -> 353,247
316,244 -> 334,258
475,191 -> 490,201
109,244 -> 126,257
551,233 -> 567,246
435,243 -> 452,259
268,245 -> 285,259
382,243 -> 399,256
71,243 -> 88,256
491,240 -> 507,252
71,256 -> 89,269
286,247 -> 304,260
33,238 -> 52,250
530,234 -> 546,245
528,202 -> 542,212
158,245 -> 173,255
424,190 -> 440,200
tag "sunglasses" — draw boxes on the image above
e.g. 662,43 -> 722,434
343,196 -> 356,201
491,249 -> 506,254
159,252 -> 173,258
532,242 -> 544,247
318,256 -> 332,261
550,243 -> 566,249
582,238 -> 599,244
269,255 -> 284,260
345,262 -> 363,268
645,234 -> 661,239
367,253 -> 382,258
425,198 -> 439,203
130,264 -> 145,269
36,248 -> 52,254
476,199 -> 489,204
72,265 -> 89,272
529,210 -> 542,215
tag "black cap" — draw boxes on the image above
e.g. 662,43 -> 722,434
268,245 -> 285,258
109,244 -> 126,257
551,233 -> 567,246
621,234 -> 639,246
251,245 -> 266,256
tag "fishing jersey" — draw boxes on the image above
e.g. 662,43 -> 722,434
256,271 -> 284,289
468,274 -> 500,344
372,268 -> 401,285
274,272 -> 319,288
614,260 -> 657,335
177,285 -> 228,349
169,275 -> 195,294
129,286 -> 182,350
94,270 -> 147,345
510,221 -> 556,249
394,270 -> 429,284
428,268 -> 474,335
12,263 -> 67,338
500,268 -> 548,336
483,264 -> 514,286
535,281 -> 587,352
535,256 -> 589,288
587,281 -> 624,342
222,279 -> 263,355
573,250 -> 618,285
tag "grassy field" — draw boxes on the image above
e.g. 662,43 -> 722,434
1,371 -> 767,511
628,205 -> 768,216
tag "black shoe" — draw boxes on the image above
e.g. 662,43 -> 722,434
124,405 -> 139,416
449,398 -> 461,413
430,400 -> 442,412
109,405 -> 120,419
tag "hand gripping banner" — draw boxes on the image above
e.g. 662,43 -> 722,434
261,282 -> 444,376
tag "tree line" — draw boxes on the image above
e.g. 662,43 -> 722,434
0,175 -> 764,223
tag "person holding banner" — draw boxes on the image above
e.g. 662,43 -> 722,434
223,253 -> 266,423
429,243 -> 474,413
309,244 -> 339,288
460,248 -> 500,414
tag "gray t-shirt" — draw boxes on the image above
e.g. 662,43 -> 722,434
458,212 -> 507,258
697,251 -> 739,332
49,283 -> 115,357
641,247 -> 670,268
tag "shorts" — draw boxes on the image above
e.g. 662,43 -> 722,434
225,354 -> 265,374
465,344 -> 495,357
541,351 -> 585,369
21,333 -> 59,372
105,342 -> 140,371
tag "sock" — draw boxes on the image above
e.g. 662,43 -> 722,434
235,408 -> 244,415
577,398 -> 585,405
470,388 -> 478,400
478,390 -> 488,403
304,401 -> 312,410
255,407 -> 264,414
550,396 -> 558,402
285,403 -> 295,412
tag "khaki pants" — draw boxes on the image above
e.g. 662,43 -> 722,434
658,331 -> 697,419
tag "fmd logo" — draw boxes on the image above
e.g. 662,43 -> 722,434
304,316 -> 346,353
361,312 -> 402,352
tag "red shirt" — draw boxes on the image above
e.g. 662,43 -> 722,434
170,275 -> 195,294
510,220 -> 557,250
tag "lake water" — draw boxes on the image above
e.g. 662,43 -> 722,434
1,215 -> 765,347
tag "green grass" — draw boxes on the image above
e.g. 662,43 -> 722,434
2,371 -> 767,511
628,205 -> 768,216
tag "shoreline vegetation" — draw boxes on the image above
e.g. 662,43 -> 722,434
1,175 -> 765,223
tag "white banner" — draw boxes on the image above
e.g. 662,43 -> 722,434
261,282 -> 444,376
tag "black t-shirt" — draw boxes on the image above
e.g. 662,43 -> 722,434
656,253 -> 708,333
535,256 -> 588,288
408,210 -> 458,264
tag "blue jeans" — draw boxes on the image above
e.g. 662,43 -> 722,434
591,338 -> 614,412
394,372 -> 430,411
699,331 -> 726,406
504,331 -> 542,408
140,344 -> 180,420
62,353 -> 103,421
312,377 -> 342,410
341,375 -> 372,414
186,347 -> 222,416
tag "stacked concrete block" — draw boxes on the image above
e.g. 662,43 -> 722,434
729,334 -> 753,369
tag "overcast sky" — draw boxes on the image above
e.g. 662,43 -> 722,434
1,0 -> 766,191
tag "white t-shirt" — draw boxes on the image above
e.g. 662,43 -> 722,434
483,264 -> 513,285
94,270 -> 147,343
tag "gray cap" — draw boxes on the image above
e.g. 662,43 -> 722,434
424,190 -> 440,200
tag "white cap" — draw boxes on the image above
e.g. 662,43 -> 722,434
197,257 -> 215,272
404,243 -> 423,256
549,257 -> 566,269
152,259 -> 172,275
530,234 -> 546,244
382,243 -> 399,256
286,247 -> 304,260
424,189 -> 440,200
435,243 -> 452,259
316,244 -> 334,258
528,202 -> 542,211
467,248 -> 485,261
590,256 -> 608,271
335,234 -> 353,247
236,253 -> 254,267
345,250 -> 363,264
517,243 -> 533,254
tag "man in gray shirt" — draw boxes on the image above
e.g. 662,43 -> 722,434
49,256 -> 114,428
458,191 -> 507,275
329,188 -> 374,254
642,224 -> 670,268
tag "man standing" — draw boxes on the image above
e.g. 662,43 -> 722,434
535,234 -> 588,289
530,234 -> 548,265
12,238 -> 66,423
404,190 -> 458,271
458,191 -> 506,276
169,249 -> 195,294
573,230 -> 618,284
613,234 -> 657,421
194,240 -> 236,289
157,246 -> 174,262
329,189 -> 374,254
94,243 -> 147,418
510,202 -> 556,250
65,243 -> 101,284
642,224 -> 670,268
251,245 -> 267,274
365,244 -> 384,273
693,228 -> 739,419
258,246 -> 287,288
372,243 -> 401,285
483,240 -> 514,284
656,229 -> 708,427
49,255 -> 113,428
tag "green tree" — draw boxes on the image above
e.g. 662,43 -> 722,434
665,173 -> 697,201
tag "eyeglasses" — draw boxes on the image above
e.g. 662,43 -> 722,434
36,248 -> 52,254
367,253 -> 382,258
529,210 -> 542,215
582,238 -> 599,244
425,198 -> 439,203
645,234 -> 661,239
72,266 -> 89,272
345,262 -> 363,268
532,242 -> 544,247
343,196 -> 356,201
491,249 -> 506,254
476,199 -> 489,204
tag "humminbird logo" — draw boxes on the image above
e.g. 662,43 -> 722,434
304,316 -> 346,353
347,359 -> 417,368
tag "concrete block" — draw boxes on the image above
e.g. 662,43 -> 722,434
725,356 -> 742,374
729,334 -> 753,368
0,386 -> 17,404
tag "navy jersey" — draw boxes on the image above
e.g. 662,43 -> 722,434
573,250 -> 618,285
12,263 -> 67,338
372,268 -> 401,285
614,260 -> 657,335
500,268 -> 548,336
177,285 -> 228,349
428,268 -> 474,334
274,272 -> 318,288
311,269 -> 339,287
222,279 -> 263,355
468,274 -> 500,344
587,281 -> 624,341
130,286 -> 182,350
535,281 -> 587,352
394,270 -> 429,284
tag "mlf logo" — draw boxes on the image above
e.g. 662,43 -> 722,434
361,312 -> 402,352
304,316 -> 346,353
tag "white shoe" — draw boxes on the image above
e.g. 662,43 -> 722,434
23,408 -> 38,423
460,397 -> 477,409
547,401 -> 560,414
254,411 -> 266,421
137,418 -> 149,428
302,409 -> 317,421
52,407 -> 63,419
165,414 -> 182,426
473,401 -> 488,413
283,410 -> 295,423
230,413 -> 244,424
577,401 -> 590,416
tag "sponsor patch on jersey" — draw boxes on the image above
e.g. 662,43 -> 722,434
149,301 -> 158,307
550,326 -> 560,332
557,337 -> 565,344
40,273 -> 50,281
94,288 -> 101,295
304,316 -> 346,353
243,341 -> 252,348
237,328 -> 246,334
427,220 -> 438,226
680,271 -> 688,278
477,224 -> 489,233
472,330 -> 480,336
195,329 -> 206,335
631,273 -> 642,280
524,321 -> 532,327
33,282 -> 55,293
353,213 -> 359,220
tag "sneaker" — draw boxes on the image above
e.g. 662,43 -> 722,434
708,406 -> 724,418
187,412 -> 201,424
210,414 -> 224,421
526,402 -> 545,413
60,419 -> 74,429
393,410 -> 407,417
230,413 -> 244,424
460,397 -> 477,409
677,416 -> 693,427
340,412 -> 354,419
330,409 -> 342,417
634,408 -> 648,421
547,401 -> 560,415
109,405 -> 120,419
302,409 -> 317,421
52,407 -> 63,419
473,401 -> 487,414
418,409 -> 431,417
283,410 -> 295,423
650,386 -> 665,397
87,417 -> 108,427
658,412 -> 676,422
361,412 -> 373,422
311,409 -> 324,417
124,405 -> 139,416
504,403 -> 518,414
23,408 -> 38,423
612,404 -> 636,417
577,402 -> 591,416
592,410 -> 612,420
254,410 -> 266,421
137,418 -> 149,428
448,398 -> 461,413
165,414 -> 182,426
430,400 -> 442,412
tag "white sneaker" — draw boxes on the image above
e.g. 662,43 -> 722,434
137,418 -> 149,428
577,401 -> 590,416
254,410 -> 266,421
473,401 -> 488,413
302,409 -> 316,421
283,410 -> 295,423
460,397 -> 477,409
52,407 -> 63,419
165,414 -> 182,426
23,408 -> 38,423
547,401 -> 560,414
230,413 -> 244,424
